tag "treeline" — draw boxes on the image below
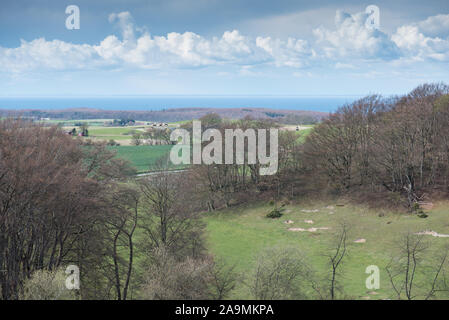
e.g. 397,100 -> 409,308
302,83 -> 449,210
187,83 -> 449,212
0,121 -> 135,299
174,113 -> 303,210
0,120 -> 209,299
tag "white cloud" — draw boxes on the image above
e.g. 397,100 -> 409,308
1,10 -> 449,74
417,14 -> 449,38
0,38 -> 100,73
313,10 -> 400,60
392,15 -> 449,62
256,36 -> 314,67
108,11 -> 136,42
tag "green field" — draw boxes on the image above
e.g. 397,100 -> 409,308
86,126 -> 146,141
203,200 -> 449,299
89,127 -> 140,135
296,127 -> 313,143
108,145 -> 174,173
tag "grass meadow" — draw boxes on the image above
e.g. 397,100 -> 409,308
108,145 -> 175,173
203,200 -> 449,299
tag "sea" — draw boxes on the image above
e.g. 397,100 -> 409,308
0,96 -> 362,113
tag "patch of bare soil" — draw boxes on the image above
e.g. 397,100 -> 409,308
415,230 -> 449,238
288,227 -> 330,232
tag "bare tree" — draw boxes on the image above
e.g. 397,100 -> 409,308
145,127 -> 173,145
106,185 -> 140,300
386,232 -> 449,300
247,247 -> 312,300
132,132 -> 143,146
139,160 -> 206,260
208,259 -> 239,300
323,222 -> 350,300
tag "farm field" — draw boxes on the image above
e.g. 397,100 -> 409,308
60,122 -> 176,144
203,200 -> 449,299
295,127 -> 313,143
107,145 -> 176,173
88,126 -> 148,142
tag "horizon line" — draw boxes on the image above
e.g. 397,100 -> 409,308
0,94 -> 393,98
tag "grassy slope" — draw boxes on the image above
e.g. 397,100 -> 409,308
203,200 -> 449,299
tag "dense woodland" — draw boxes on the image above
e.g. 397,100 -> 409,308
2,83 -> 449,300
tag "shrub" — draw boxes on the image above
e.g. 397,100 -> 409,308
247,247 -> 311,299
107,139 -> 120,146
20,269 -> 77,300
141,248 -> 212,300
266,207 -> 284,219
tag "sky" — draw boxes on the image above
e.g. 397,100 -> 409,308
0,0 -> 449,97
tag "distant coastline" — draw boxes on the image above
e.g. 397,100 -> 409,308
0,106 -> 328,124
0,96 -> 359,113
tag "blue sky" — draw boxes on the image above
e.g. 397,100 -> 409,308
0,0 -> 449,96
